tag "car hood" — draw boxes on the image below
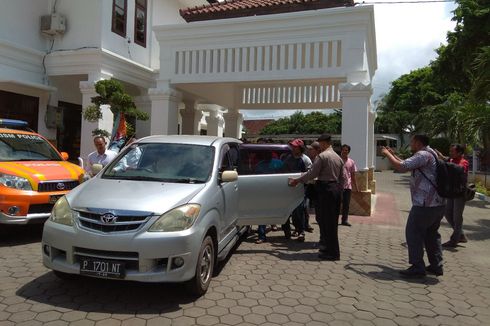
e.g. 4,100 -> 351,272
0,161 -> 83,181
67,178 -> 206,215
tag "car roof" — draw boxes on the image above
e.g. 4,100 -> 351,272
0,128 -> 38,135
240,143 -> 290,150
137,135 -> 241,147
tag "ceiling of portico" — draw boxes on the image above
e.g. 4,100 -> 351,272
176,77 -> 345,111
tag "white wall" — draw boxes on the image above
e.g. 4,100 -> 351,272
101,0 -> 153,67
0,0 -> 50,51
50,0 -> 102,51
49,75 -> 84,105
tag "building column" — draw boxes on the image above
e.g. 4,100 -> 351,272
147,86 -> 181,135
368,109 -> 376,194
224,111 -> 243,139
180,100 -> 198,135
79,73 -> 114,162
204,106 -> 224,137
340,82 -> 373,216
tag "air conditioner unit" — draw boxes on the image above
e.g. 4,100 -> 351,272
41,13 -> 66,36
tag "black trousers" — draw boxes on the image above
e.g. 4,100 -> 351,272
341,189 -> 352,223
315,182 -> 342,258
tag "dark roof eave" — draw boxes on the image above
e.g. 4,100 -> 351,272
180,0 -> 356,23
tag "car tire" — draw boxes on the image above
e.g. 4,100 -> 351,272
187,235 -> 214,297
53,270 -> 78,281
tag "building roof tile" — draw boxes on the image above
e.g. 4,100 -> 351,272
180,0 -> 355,22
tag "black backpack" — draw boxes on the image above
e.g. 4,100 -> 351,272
419,150 -> 466,198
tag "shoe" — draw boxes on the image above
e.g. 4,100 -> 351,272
291,231 -> 299,238
255,239 -> 266,244
459,235 -> 468,243
271,225 -> 278,231
318,253 -> 340,261
341,222 -> 352,227
426,265 -> 443,276
442,240 -> 458,248
306,226 -> 314,233
297,233 -> 305,242
399,266 -> 426,279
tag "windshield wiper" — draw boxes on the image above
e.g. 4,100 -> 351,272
102,175 -> 163,182
168,178 -> 204,184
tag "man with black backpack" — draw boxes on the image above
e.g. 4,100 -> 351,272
436,144 -> 470,247
382,135 -> 446,278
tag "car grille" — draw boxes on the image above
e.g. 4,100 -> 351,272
76,210 -> 151,233
38,180 -> 79,192
28,204 -> 54,214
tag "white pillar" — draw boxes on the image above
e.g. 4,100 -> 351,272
340,82 -> 373,172
180,100 -> 198,135
224,111 -> 243,139
134,96 -> 152,138
79,73 -> 114,161
205,109 -> 224,137
368,109 -> 376,169
148,87 -> 181,135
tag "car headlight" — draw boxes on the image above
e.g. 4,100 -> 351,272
149,204 -> 201,232
0,173 -> 32,190
50,196 -> 74,226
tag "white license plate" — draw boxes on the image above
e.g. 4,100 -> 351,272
79,258 -> 125,279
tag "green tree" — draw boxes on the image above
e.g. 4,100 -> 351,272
83,79 -> 149,138
260,110 -> 341,135
375,0 -> 489,159
431,0 -> 490,98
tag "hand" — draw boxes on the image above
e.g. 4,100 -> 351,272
288,177 -> 299,187
380,146 -> 391,157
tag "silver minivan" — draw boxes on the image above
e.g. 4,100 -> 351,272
42,135 -> 303,295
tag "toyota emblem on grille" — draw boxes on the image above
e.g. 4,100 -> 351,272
100,213 -> 117,224
56,182 -> 65,190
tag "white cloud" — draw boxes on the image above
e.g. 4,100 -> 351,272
243,1 -> 457,119
371,1 -> 457,102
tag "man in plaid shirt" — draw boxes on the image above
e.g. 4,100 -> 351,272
382,135 -> 445,278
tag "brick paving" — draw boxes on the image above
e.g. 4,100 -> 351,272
0,171 -> 489,325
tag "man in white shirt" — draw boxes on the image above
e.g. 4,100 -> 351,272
86,136 -> 118,176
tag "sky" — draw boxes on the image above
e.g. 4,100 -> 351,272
242,0 -> 457,120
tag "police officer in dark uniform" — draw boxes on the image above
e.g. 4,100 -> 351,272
289,134 -> 344,260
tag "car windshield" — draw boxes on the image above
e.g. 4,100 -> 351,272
102,143 -> 215,183
0,132 -> 61,161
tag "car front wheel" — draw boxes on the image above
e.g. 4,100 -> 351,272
187,235 -> 214,296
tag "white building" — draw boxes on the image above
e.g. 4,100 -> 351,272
0,0 -> 208,160
1,0 -> 378,213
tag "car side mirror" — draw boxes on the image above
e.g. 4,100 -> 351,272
60,152 -> 69,161
220,170 -> 238,183
91,163 -> 103,176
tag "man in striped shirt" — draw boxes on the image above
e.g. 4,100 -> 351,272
382,135 -> 445,278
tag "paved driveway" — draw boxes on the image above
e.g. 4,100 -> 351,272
1,171 -> 489,326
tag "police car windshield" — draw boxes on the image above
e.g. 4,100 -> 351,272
0,133 -> 61,162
